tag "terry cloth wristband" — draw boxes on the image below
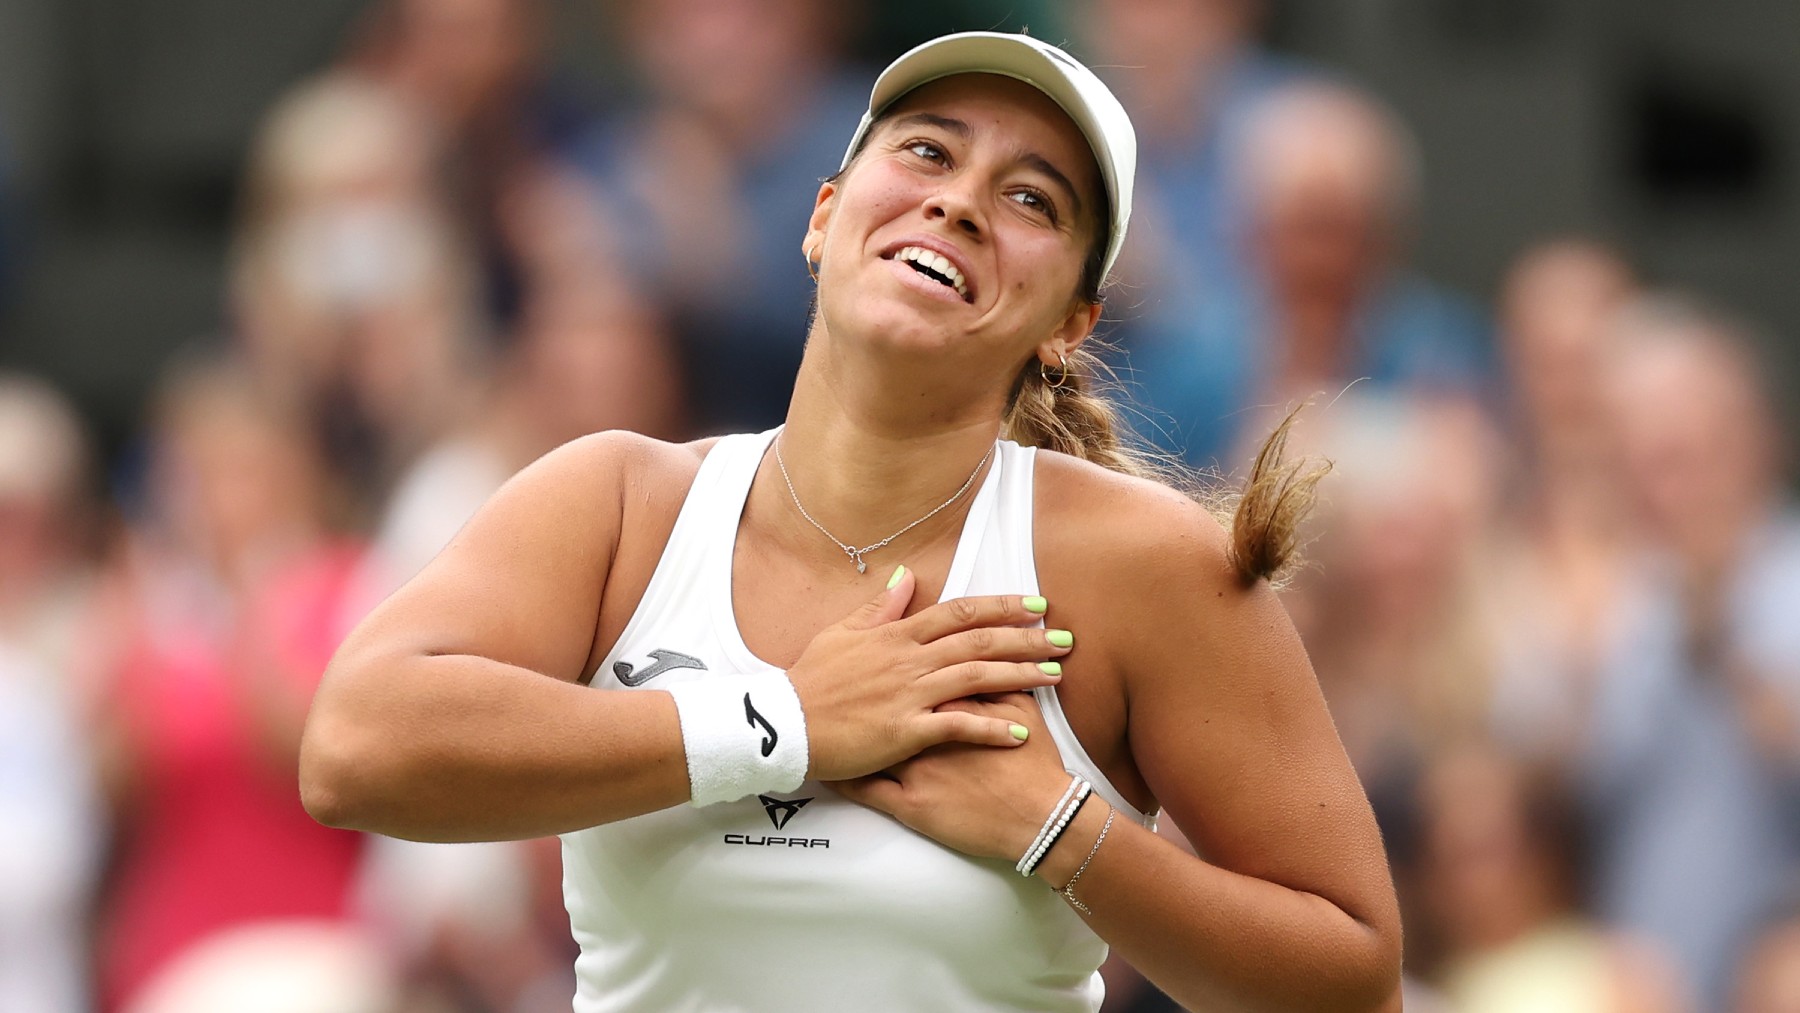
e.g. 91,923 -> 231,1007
666,672 -> 809,807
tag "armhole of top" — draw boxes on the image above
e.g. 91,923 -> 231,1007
1016,444 -> 1159,830
584,434 -> 743,685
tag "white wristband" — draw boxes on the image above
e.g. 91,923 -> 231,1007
666,672 -> 809,807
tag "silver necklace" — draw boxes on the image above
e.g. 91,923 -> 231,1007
773,435 -> 995,573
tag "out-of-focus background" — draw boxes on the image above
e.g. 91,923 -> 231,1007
2,1 -> 1798,1011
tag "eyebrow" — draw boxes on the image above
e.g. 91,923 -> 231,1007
884,112 -> 1086,218
889,111 -> 970,140
1018,152 -> 1084,219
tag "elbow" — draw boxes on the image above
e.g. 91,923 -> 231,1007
1344,916 -> 1405,1013
298,736 -> 349,828
298,714 -> 374,830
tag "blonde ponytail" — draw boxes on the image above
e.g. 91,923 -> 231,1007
1002,348 -> 1327,586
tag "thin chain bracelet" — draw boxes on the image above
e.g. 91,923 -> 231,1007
1060,806 -> 1117,915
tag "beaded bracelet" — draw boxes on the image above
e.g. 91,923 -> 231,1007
1016,775 -> 1090,876
1060,806 -> 1116,915
1021,782 -> 1091,877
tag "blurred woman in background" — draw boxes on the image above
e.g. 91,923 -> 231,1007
88,361 -> 375,1013
228,76 -> 485,517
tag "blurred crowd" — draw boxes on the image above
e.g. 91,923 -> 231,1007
1,2 -> 1797,1013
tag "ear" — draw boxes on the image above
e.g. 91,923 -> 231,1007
803,180 -> 837,264
1038,301 -> 1103,367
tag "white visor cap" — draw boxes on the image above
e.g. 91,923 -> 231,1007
841,32 -> 1137,287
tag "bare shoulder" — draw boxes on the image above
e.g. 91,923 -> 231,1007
1031,449 -> 1241,600
530,429 -> 714,495
1031,448 -> 1299,700
496,430 -> 717,531
355,430 -> 724,685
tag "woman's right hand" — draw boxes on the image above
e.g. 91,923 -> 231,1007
789,567 -> 1072,782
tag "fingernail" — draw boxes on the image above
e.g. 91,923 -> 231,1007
1038,661 -> 1062,676
1022,595 -> 1048,614
1046,629 -> 1074,649
1009,724 -> 1030,741
887,564 -> 907,590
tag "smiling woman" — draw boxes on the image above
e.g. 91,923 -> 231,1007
298,32 -> 1402,1013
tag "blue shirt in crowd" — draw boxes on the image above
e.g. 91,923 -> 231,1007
1582,514 -> 1800,1011
573,72 -> 871,434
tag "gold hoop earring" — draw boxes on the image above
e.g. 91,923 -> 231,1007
803,246 -> 819,284
1040,351 -> 1070,390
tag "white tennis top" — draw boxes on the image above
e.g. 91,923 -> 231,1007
561,428 -> 1155,1012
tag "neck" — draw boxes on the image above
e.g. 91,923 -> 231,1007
756,330 -> 1009,569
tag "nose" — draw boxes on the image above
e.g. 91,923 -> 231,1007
924,178 -> 985,239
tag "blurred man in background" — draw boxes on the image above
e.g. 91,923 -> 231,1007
571,0 -> 864,433
1074,0 -> 1306,424
1125,80 -> 1489,468
1584,299 -> 1800,1010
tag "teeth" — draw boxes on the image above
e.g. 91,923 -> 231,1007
895,246 -> 968,299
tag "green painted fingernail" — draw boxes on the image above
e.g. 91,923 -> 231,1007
887,564 -> 907,590
1038,661 -> 1062,676
1023,596 -> 1048,614
1010,724 -> 1030,741
1046,629 -> 1074,649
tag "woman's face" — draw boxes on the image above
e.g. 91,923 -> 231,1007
805,73 -> 1103,387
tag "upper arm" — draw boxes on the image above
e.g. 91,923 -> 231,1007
1113,495 -> 1397,930
333,431 -> 661,684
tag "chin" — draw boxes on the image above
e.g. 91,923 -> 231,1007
822,299 -> 966,358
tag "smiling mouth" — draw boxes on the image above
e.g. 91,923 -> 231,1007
889,246 -> 970,301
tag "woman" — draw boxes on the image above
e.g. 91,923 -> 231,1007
301,32 -> 1402,1012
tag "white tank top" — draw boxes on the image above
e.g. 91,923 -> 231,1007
561,429 -> 1155,1012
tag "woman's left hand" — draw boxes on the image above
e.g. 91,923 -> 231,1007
829,692 -> 1074,863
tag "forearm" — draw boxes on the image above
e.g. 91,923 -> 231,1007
1036,805 -> 1401,1013
300,651 -> 690,842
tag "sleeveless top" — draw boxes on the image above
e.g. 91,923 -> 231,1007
560,429 -> 1156,1012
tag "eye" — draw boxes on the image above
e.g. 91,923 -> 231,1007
1009,187 -> 1058,223
905,140 -> 948,164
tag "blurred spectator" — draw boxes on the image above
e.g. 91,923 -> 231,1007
370,274 -> 681,588
0,645 -> 102,1013
573,0 -> 865,433
1414,744 -> 1690,1013
1125,81 -> 1489,467
0,376 -> 105,1013
1581,298 -> 1800,1009
229,74 -> 485,516
1485,240 -> 1642,761
1735,896 -> 1800,1013
347,273 -> 676,1013
344,0 -> 609,328
1074,0 -> 1308,387
87,360 -> 372,1013
1286,391 -> 1504,823
0,374 -> 100,687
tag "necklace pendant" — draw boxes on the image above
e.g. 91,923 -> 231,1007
854,555 -> 867,574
